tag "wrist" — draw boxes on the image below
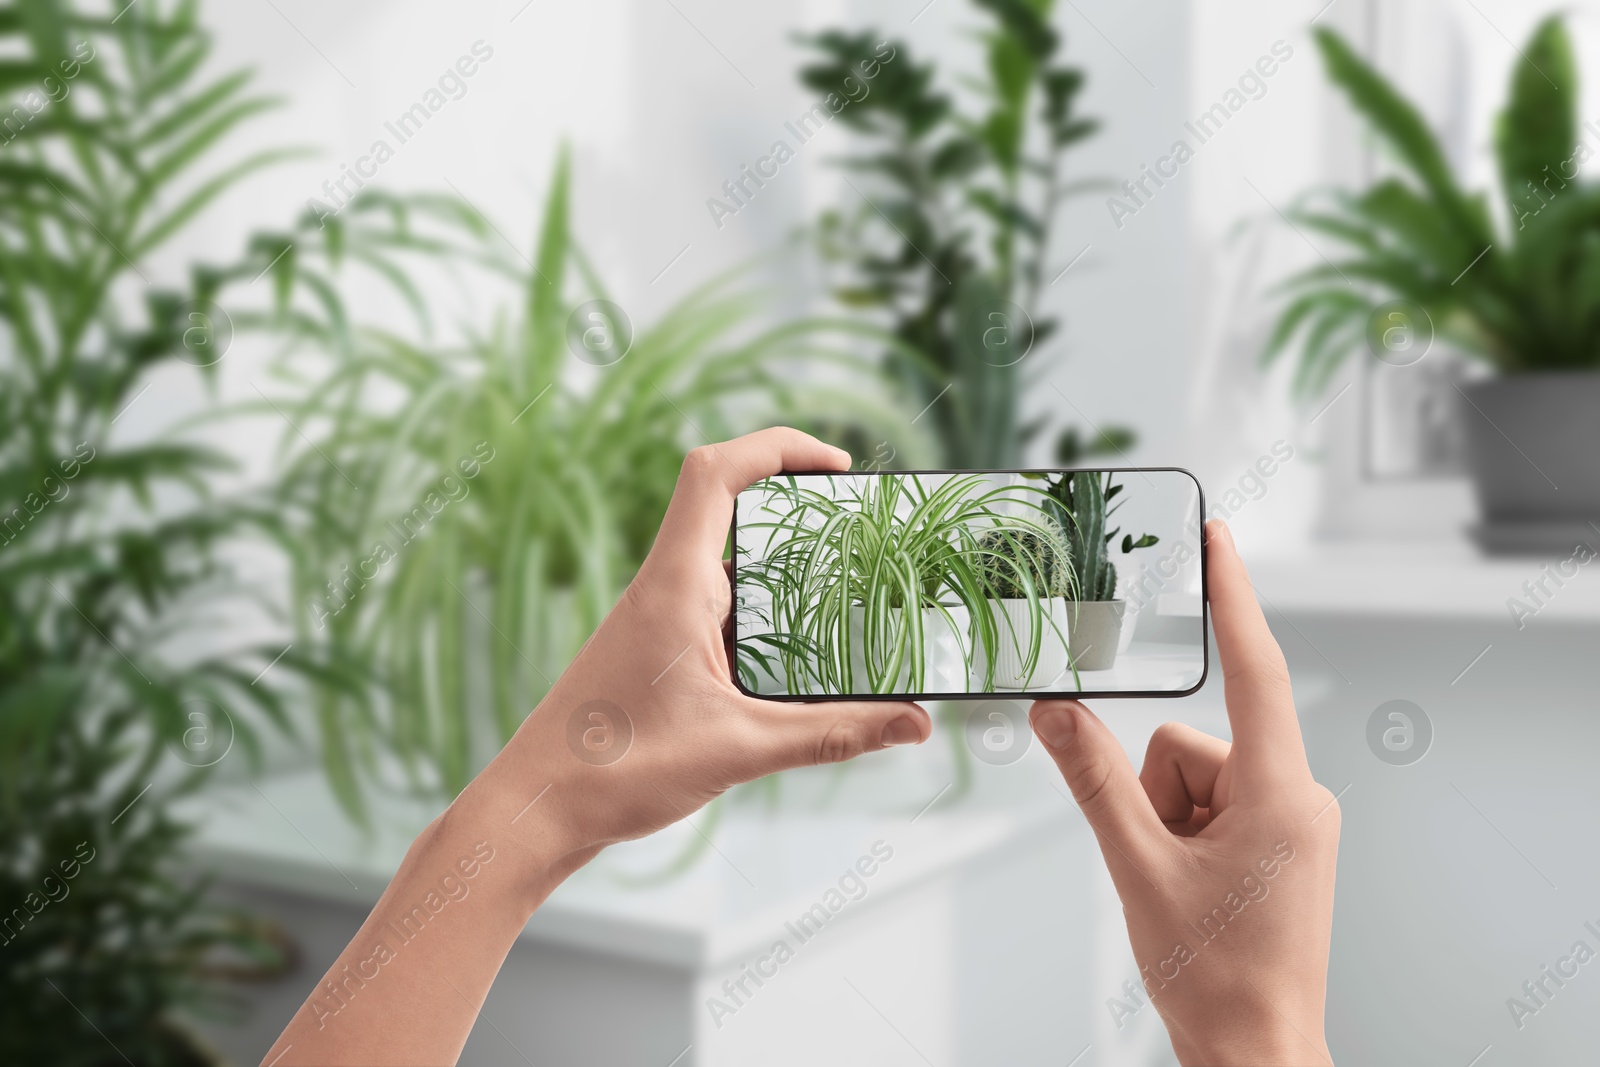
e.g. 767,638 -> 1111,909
1173,1020 -> 1330,1067
442,753 -> 600,920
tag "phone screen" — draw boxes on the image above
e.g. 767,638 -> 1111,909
732,469 -> 1207,699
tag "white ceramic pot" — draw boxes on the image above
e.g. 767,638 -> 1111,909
846,604 -> 966,695
982,598 -> 1070,690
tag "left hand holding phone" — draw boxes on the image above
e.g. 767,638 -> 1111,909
264,429 -> 932,1066
474,427 -> 934,871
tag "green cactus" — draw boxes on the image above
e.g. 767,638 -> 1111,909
1048,472 -> 1158,602
976,520 -> 1073,600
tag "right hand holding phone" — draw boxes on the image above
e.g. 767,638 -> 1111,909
1030,519 -> 1339,1066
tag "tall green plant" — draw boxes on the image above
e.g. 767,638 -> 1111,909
1042,471 -> 1157,600
266,153 -> 912,812
797,0 -> 1101,466
0,0 -> 344,1061
1265,16 -> 1600,396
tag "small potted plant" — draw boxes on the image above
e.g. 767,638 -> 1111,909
1264,16 -> 1600,551
1044,471 -> 1157,671
974,520 -> 1076,689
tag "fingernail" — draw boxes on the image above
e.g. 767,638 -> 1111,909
880,715 -> 921,747
1034,706 -> 1077,748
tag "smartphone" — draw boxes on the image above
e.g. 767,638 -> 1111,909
731,468 -> 1207,700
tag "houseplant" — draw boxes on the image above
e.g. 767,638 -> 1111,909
264,153 -> 913,814
735,473 -> 1066,695
1037,471 -> 1157,670
797,0 -> 1105,468
0,0 -> 363,1060
1264,16 -> 1600,548
973,520 -> 1076,688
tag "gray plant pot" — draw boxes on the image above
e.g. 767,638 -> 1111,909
1459,374 -> 1600,553
1065,600 -> 1126,671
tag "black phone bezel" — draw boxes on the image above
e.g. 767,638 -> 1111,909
728,466 -> 1209,702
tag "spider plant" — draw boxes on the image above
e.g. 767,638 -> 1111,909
1264,16 -> 1600,395
735,473 -> 1068,694
263,152 -> 913,813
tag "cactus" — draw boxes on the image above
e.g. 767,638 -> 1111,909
976,520 -> 1073,600
1049,472 -> 1158,602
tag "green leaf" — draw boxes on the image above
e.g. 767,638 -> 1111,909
1313,27 -> 1491,248
1495,16 -> 1578,223
132,147 -> 311,257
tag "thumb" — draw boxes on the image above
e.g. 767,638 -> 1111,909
1031,701 -> 1168,874
744,698 -> 932,773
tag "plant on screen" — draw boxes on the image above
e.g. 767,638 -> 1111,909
736,474 -> 1068,694
973,518 -> 1082,689
1039,471 -> 1158,601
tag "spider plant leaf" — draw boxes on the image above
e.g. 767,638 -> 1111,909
527,144 -> 570,368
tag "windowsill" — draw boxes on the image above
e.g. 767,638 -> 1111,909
1247,540 -> 1600,622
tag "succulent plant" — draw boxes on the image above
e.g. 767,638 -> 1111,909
1047,472 -> 1158,601
975,519 -> 1074,600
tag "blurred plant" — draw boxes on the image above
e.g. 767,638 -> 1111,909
798,0 -> 1109,467
1052,424 -> 1136,465
735,473 -> 1065,694
0,0 -> 352,1062
1265,16 -> 1600,396
262,152 -> 914,813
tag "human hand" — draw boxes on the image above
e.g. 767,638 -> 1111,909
263,428 -> 932,1067
1029,519 -> 1339,1066
467,428 -> 933,884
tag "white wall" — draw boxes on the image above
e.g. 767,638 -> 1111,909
134,0 -> 1194,473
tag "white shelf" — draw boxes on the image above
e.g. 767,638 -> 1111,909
991,640 -> 1204,695
1248,540 -> 1600,622
186,765 -> 1077,971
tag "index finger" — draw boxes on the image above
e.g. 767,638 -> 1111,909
653,427 -> 851,564
1204,518 -> 1309,780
